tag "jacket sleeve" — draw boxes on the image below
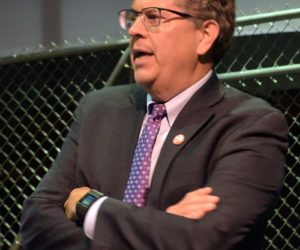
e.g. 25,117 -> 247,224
91,111 -> 288,250
20,97 -> 90,250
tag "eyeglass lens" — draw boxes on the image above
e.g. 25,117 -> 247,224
120,8 -> 161,29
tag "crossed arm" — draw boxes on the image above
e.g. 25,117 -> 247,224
64,186 -> 220,222
21,93 -> 288,249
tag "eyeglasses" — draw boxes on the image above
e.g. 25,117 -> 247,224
119,7 -> 193,30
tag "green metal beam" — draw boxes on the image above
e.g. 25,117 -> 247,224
106,46 -> 130,87
236,8 -> 300,26
218,64 -> 300,81
0,39 -> 129,65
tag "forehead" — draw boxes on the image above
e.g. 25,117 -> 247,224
131,0 -> 182,10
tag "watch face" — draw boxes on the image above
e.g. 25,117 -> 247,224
81,194 -> 97,206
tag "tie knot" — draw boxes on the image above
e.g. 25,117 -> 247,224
150,103 -> 166,120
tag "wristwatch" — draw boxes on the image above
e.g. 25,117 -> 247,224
76,189 -> 104,223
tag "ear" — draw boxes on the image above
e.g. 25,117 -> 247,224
196,20 -> 220,56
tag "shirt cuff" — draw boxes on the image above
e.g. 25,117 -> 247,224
83,196 -> 108,240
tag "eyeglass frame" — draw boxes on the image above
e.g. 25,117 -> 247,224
118,7 -> 193,30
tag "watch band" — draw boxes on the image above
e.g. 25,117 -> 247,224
76,189 -> 104,223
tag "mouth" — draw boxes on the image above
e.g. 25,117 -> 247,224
132,49 -> 154,61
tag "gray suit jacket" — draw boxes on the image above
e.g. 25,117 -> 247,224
21,73 -> 288,250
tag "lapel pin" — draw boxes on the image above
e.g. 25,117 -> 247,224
173,134 -> 185,145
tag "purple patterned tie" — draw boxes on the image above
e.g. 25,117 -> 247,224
123,103 -> 166,207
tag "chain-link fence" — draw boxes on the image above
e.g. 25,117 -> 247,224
1,8 -> 299,250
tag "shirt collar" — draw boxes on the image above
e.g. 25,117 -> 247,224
146,70 -> 213,126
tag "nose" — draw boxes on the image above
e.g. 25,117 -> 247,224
128,15 -> 146,37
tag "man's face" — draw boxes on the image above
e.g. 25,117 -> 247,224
129,0 -> 206,101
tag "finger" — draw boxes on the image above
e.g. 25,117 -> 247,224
65,207 -> 70,219
183,210 -> 206,220
184,202 -> 218,213
167,199 -> 218,215
200,202 -> 218,212
181,194 -> 220,206
193,187 -> 218,196
203,195 -> 220,204
182,203 -> 218,218
64,200 -> 67,208
196,187 -> 213,194
185,187 -> 213,197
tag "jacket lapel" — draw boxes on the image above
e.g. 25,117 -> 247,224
147,73 -> 225,206
113,85 -> 147,200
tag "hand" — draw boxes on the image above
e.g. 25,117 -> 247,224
64,187 -> 91,221
166,187 -> 220,219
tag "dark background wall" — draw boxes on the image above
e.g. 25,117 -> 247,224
0,0 -> 300,55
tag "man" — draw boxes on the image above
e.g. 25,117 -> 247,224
21,0 -> 288,249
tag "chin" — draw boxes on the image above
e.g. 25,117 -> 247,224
134,72 -> 155,86
136,80 -> 153,93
